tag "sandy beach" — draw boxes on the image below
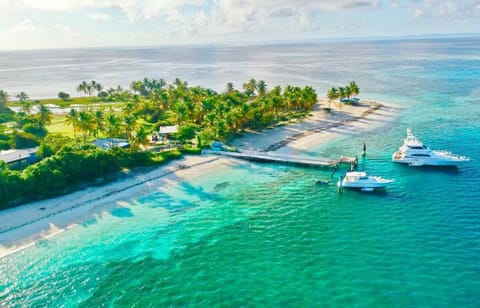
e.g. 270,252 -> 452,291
0,99 -> 399,259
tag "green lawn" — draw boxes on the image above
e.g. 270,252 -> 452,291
46,115 -> 74,137
7,96 -> 122,108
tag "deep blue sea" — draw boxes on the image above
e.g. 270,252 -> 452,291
1,37 -> 480,306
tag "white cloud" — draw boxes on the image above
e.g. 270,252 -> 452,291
53,23 -> 79,41
2,0 -> 479,47
9,18 -> 36,32
88,12 -> 112,20
141,0 -> 206,19
409,0 -> 480,19
3,0 -> 381,23
170,0 -> 380,34
6,0 -> 205,22
54,24 -> 73,34
390,0 -> 402,9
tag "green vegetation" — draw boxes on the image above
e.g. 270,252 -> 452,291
0,77 -> 318,207
0,142 -> 183,208
76,80 -> 103,97
44,78 -> 317,147
58,91 -> 70,101
327,81 -> 360,108
6,96 -> 123,109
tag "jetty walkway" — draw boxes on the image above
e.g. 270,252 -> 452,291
202,149 -> 357,169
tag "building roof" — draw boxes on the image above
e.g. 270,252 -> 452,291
159,125 -> 178,134
91,138 -> 130,150
0,147 -> 38,164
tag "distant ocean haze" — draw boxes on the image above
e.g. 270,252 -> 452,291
0,37 -> 478,100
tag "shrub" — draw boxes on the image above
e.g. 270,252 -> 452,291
0,111 -> 15,123
38,135 -> 74,158
23,123 -> 48,138
37,143 -> 54,159
98,91 -> 109,99
181,146 -> 202,155
9,131 -> 40,149
0,140 -> 10,150
0,133 -> 10,141
175,123 -> 197,143
58,92 -> 70,101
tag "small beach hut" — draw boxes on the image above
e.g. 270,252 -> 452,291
158,125 -> 178,141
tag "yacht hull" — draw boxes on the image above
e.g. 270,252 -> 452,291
391,129 -> 469,167
392,153 -> 466,167
338,183 -> 389,190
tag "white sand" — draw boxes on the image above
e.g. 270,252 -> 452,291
0,99 -> 400,259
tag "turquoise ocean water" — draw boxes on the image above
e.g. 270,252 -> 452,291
1,37 -> 480,306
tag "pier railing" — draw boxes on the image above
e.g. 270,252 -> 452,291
202,149 -> 357,169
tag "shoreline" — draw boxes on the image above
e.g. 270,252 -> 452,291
0,99 -> 399,259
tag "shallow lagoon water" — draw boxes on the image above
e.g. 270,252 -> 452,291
1,37 -> 480,306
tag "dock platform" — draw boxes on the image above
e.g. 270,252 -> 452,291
202,150 -> 357,169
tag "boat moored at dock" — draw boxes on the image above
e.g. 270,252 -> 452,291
392,129 -> 469,167
337,172 -> 394,192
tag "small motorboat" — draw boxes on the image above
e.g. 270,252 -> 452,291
316,179 -> 329,185
337,171 -> 394,192
392,128 -> 469,167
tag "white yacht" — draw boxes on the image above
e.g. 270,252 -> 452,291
392,129 -> 469,167
337,172 -> 394,192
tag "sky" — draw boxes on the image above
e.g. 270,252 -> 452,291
0,0 -> 479,50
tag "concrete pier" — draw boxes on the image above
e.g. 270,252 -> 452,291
202,150 -> 357,169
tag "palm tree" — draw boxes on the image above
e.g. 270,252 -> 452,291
327,87 -> 338,109
302,86 -> 317,110
168,101 -> 188,125
130,126 -> 150,149
174,78 -> 187,90
86,83 -> 93,96
91,81 -> 103,95
77,111 -> 94,140
95,83 -> 103,95
76,81 -> 89,96
93,109 -> 104,137
104,112 -> 121,143
16,91 -> 29,103
225,82 -> 235,94
37,103 -> 53,127
271,95 -> 284,121
130,80 -> 143,94
348,81 -> 360,97
338,87 -> 346,108
0,90 -> 8,110
123,115 -> 137,140
123,101 -> 136,116
243,78 -> 257,97
156,78 -> 167,90
257,80 -> 267,97
64,108 -> 79,137
21,100 -> 34,115
283,85 -> 295,113
270,85 -> 282,97
344,86 -> 352,99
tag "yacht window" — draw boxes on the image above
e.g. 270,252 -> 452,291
409,146 -> 424,150
411,154 -> 430,157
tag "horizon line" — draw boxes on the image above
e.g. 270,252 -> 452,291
1,32 -> 479,53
